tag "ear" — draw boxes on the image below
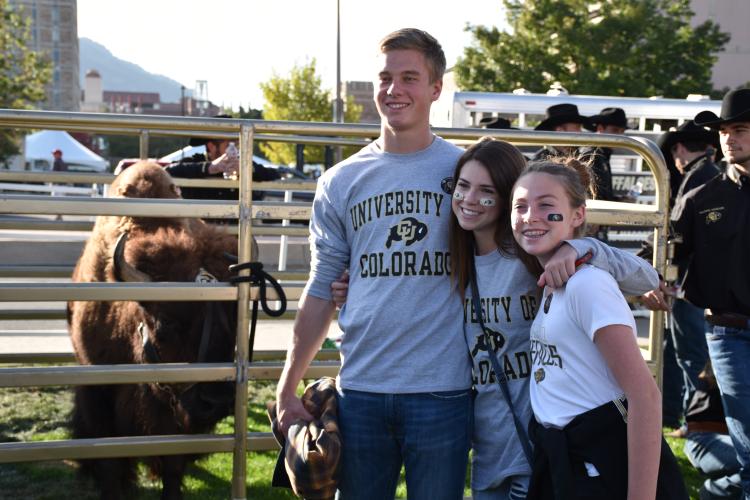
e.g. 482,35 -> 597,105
571,205 -> 586,229
431,78 -> 443,102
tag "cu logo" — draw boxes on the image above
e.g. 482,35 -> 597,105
385,217 -> 428,249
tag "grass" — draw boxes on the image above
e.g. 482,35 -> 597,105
0,381 -> 705,499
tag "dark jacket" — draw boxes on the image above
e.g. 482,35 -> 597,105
53,157 -> 68,172
671,165 -> 750,315
527,400 -> 688,500
164,153 -> 280,201
674,155 -> 720,202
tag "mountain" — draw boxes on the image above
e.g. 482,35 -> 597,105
79,38 -> 187,103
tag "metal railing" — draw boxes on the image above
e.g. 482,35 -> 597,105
0,109 -> 669,498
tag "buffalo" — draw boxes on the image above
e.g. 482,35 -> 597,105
67,161 -> 243,499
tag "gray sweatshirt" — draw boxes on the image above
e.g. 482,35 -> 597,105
305,137 -> 472,393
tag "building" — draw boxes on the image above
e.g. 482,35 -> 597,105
343,81 -> 379,124
81,69 -> 220,116
691,0 -> 750,90
9,0 -> 80,111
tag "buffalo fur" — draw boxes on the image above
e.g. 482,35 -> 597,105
67,161 -> 239,500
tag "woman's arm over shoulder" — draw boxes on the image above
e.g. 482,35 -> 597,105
566,237 -> 659,295
595,325 -> 661,500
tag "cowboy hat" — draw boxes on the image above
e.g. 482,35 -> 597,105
534,103 -> 592,131
657,119 -> 722,162
188,114 -> 234,146
480,116 -> 515,130
657,121 -> 719,152
694,88 -> 750,130
585,107 -> 629,131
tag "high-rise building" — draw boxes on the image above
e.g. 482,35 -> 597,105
9,0 -> 80,111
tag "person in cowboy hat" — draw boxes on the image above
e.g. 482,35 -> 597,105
670,87 -> 750,500
644,118 -> 722,437
580,107 -> 630,202
531,103 -> 592,160
164,114 -> 279,202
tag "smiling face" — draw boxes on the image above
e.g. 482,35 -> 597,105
374,49 -> 442,135
451,160 -> 501,254
720,121 -> 750,173
511,172 -> 585,264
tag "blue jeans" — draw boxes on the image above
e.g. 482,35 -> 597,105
336,388 -> 473,500
663,328 -> 684,427
685,432 -> 742,498
707,325 -> 750,499
472,474 -> 529,500
672,300 -> 710,412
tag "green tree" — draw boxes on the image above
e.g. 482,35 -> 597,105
455,0 -> 729,98
0,0 -> 51,163
260,59 -> 361,165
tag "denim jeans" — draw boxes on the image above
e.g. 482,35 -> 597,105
336,388 -> 473,500
707,325 -> 750,499
472,474 -> 529,500
685,432 -> 742,498
663,328 -> 684,427
672,300 -> 710,412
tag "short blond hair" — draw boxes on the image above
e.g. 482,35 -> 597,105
379,28 -> 446,83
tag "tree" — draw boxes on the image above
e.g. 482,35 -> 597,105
0,0 -> 51,163
260,59 -> 361,165
455,0 -> 729,98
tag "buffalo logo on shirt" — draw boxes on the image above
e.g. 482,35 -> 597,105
705,209 -> 722,224
471,328 -> 506,357
385,217 -> 428,248
440,176 -> 454,195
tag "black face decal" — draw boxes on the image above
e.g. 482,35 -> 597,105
543,293 -> 553,314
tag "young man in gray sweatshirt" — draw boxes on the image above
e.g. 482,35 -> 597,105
275,29 -> 473,499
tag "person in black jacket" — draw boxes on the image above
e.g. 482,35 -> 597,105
671,88 -> 750,498
652,120 -> 722,431
579,107 -> 629,202
164,115 -> 280,201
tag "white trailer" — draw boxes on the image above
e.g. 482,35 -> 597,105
432,89 -> 721,134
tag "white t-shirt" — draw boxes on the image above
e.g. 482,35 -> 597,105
529,265 -> 636,429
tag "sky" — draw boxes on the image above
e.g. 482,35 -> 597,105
76,0 -> 507,110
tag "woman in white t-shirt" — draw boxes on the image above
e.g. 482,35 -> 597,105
510,157 -> 687,500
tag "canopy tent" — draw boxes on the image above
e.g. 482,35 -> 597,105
24,130 -> 108,172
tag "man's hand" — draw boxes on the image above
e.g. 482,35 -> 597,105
276,393 -> 314,436
207,153 -> 239,176
538,243 -> 579,288
330,270 -> 349,309
641,280 -> 673,311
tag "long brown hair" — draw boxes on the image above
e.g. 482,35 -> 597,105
449,137 -> 541,294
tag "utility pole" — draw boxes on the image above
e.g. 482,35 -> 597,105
333,0 -> 343,163
180,85 -> 186,116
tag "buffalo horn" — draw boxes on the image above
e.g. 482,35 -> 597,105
113,232 -> 152,282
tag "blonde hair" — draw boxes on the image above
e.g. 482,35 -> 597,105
379,28 -> 446,83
